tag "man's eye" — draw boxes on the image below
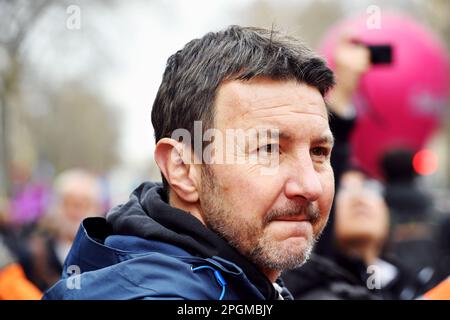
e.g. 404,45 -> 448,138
257,144 -> 278,153
311,147 -> 330,158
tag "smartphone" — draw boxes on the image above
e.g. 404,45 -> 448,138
368,44 -> 392,64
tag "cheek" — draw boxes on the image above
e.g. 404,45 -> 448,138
212,164 -> 284,221
318,171 -> 335,214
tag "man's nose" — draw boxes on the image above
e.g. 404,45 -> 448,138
284,158 -> 323,202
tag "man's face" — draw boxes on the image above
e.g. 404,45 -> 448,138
199,78 -> 335,275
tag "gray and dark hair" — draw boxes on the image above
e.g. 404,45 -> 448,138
151,25 -> 335,190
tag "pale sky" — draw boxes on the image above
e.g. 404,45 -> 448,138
19,0 -> 449,199
97,0 -> 254,165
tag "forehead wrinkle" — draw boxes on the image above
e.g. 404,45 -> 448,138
249,102 -> 293,112
241,114 -> 331,140
287,109 -> 328,121
247,109 -> 329,122
242,99 -> 328,121
218,80 -> 328,125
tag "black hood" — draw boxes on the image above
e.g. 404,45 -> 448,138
106,181 -> 278,300
282,254 -> 377,300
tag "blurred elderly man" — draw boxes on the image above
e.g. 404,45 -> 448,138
48,169 -> 103,263
20,169 -> 103,291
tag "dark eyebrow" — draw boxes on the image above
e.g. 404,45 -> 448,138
252,128 -> 289,140
252,129 -> 334,147
271,131 -> 334,147
278,131 -> 292,141
312,134 -> 335,147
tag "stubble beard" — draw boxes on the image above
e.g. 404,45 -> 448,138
199,166 -> 322,273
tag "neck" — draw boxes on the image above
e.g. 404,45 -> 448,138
169,192 -> 206,225
338,238 -> 381,266
261,268 -> 281,283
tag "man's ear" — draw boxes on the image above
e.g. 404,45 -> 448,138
154,138 -> 200,203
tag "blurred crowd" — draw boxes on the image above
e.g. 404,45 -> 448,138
0,168 -> 106,298
1,10 -> 450,300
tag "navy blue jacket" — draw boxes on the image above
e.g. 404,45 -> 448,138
43,182 -> 286,300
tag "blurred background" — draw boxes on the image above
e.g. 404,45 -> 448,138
0,0 -> 449,299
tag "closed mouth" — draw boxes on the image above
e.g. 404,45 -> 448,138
272,215 -> 309,222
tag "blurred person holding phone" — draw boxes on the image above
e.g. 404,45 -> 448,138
334,170 -> 427,299
284,169 -> 426,299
